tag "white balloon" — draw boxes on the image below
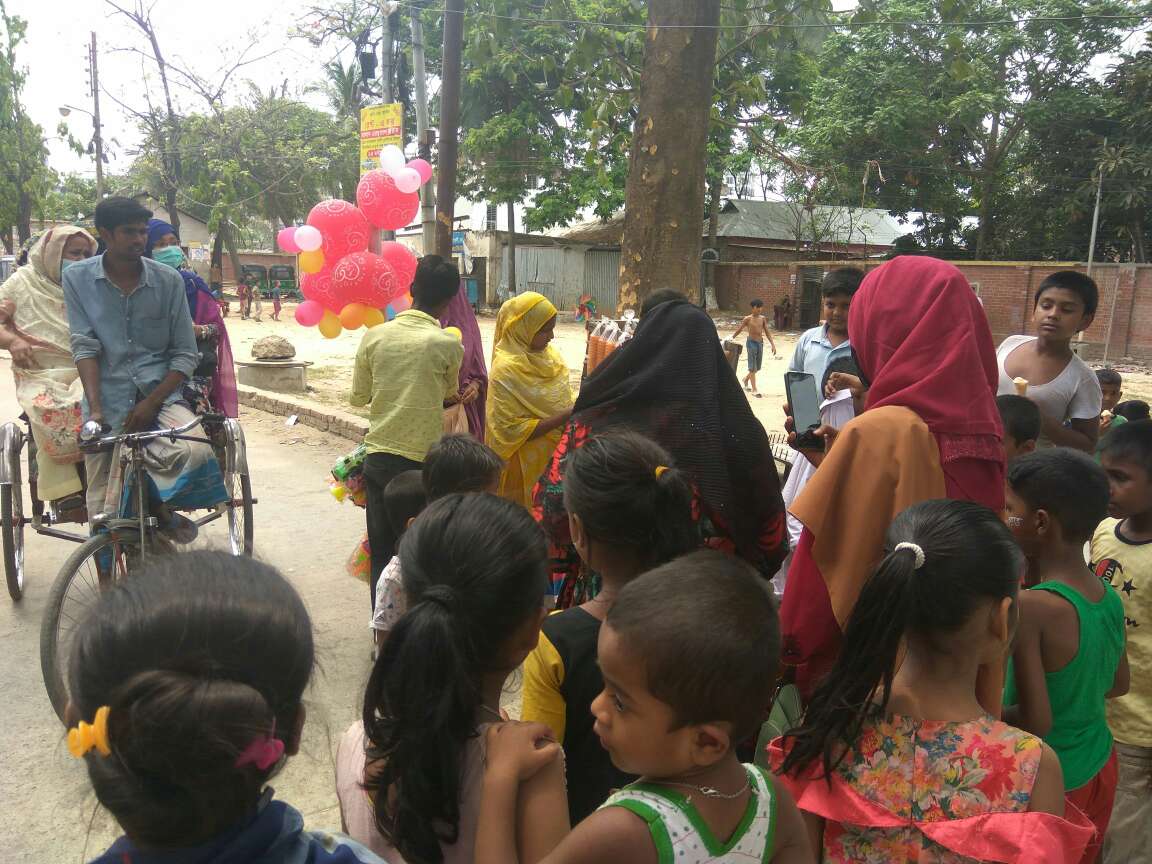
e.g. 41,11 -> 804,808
393,167 -> 422,194
294,224 -> 323,252
378,145 -> 407,173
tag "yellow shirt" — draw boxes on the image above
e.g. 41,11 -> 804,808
351,309 -> 463,461
1091,517 -> 1152,747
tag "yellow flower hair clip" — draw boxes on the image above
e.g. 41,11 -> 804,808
654,465 -> 669,479
68,706 -> 112,758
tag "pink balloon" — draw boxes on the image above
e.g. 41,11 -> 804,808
393,167 -> 422,194
294,224 -> 323,252
379,242 -> 418,296
356,170 -> 419,231
294,299 -> 325,327
300,266 -> 341,312
277,226 -> 301,254
331,252 -> 399,308
391,292 -> 413,313
407,158 -> 433,185
306,200 -> 371,260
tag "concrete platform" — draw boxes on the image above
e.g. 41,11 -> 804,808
235,359 -> 314,394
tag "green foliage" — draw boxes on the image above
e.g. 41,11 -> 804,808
0,0 -> 54,245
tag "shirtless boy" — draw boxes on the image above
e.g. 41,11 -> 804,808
733,298 -> 777,396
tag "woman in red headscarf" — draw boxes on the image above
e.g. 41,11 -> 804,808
780,256 -> 1006,702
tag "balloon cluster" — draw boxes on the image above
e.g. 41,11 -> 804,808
280,146 -> 433,339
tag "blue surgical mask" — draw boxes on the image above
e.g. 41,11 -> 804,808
60,259 -> 81,276
153,246 -> 185,270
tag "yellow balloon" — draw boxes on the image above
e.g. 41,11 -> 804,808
444,325 -> 462,341
339,302 -> 369,330
318,310 -> 342,339
364,308 -> 386,328
299,249 -> 325,274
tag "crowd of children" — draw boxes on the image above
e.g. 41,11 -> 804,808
60,258 -> 1152,864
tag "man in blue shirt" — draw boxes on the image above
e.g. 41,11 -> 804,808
64,197 -> 224,536
788,267 -> 864,386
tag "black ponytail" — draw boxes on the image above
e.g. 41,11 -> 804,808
68,551 -> 314,848
362,493 -> 548,864
778,499 -> 1022,781
564,431 -> 699,572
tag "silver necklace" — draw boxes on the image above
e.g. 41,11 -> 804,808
650,775 -> 751,803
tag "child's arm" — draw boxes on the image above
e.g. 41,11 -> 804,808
1003,592 -> 1054,737
770,778 -> 815,864
733,316 -> 749,339
801,812 -> 824,863
476,722 -> 567,864
1107,642 -> 1130,698
1027,742 -> 1067,816
1037,413 -> 1098,453
516,743 -> 571,863
765,328 -> 778,356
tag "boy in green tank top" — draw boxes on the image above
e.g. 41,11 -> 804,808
1003,449 -> 1130,863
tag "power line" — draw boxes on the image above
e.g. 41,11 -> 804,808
391,1 -> 1151,32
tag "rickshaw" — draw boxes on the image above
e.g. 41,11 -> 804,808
18,410 -> 256,720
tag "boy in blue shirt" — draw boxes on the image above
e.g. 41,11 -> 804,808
788,268 -> 863,385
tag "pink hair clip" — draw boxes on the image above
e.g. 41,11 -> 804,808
235,722 -> 285,772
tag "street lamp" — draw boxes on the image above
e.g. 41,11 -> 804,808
58,104 -> 104,197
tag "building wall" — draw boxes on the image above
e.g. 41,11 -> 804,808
718,259 -> 1152,363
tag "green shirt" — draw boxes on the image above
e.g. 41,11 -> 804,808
351,309 -> 463,461
1004,579 -> 1125,790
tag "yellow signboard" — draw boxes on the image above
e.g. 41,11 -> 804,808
360,104 -> 403,175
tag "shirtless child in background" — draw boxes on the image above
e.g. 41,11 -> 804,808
734,298 -> 777,397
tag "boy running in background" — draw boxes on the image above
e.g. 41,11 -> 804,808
996,271 -> 1102,452
788,268 -> 863,386
997,394 -> 1041,463
1004,449 -> 1129,863
1093,421 -> 1152,862
1097,368 -> 1127,442
732,298 -> 776,396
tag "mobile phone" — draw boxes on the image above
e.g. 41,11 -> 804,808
785,371 -> 822,447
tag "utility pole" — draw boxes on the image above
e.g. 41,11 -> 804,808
1086,137 -> 1107,279
435,0 -> 464,258
89,32 -> 105,198
410,6 -> 436,254
380,2 -> 395,103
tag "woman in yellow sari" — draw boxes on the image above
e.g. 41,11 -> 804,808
486,292 -> 573,506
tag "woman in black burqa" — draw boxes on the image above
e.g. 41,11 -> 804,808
533,298 -> 787,607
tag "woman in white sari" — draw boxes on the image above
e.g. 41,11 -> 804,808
0,227 -> 98,504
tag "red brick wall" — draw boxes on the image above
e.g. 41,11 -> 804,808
718,259 -> 1152,363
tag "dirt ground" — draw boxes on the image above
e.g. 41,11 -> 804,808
227,303 -> 802,439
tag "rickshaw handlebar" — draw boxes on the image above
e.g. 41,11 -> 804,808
79,412 -> 225,453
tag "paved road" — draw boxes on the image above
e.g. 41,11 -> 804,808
0,358 -> 372,860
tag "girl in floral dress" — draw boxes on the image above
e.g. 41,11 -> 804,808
771,499 -> 1095,863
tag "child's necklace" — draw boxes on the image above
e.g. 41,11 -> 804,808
650,775 -> 751,803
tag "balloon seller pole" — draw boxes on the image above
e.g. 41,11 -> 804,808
410,7 -> 436,255
435,0 -> 464,258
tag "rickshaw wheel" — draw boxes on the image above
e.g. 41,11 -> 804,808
226,472 -> 254,556
40,530 -> 151,722
2,484 -> 23,601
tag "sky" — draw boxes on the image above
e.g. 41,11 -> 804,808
13,0 -> 342,180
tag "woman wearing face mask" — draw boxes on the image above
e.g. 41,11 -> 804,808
146,220 -> 238,418
0,227 -> 98,505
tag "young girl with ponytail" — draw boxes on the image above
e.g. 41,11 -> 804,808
336,493 -> 561,864
772,499 -> 1095,863
67,551 -> 383,864
521,431 -> 699,824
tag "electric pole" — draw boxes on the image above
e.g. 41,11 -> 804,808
1086,137 -> 1107,279
89,32 -> 105,199
410,6 -> 436,254
435,0 -> 464,258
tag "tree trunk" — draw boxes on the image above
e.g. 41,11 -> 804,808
506,201 -> 517,297
221,222 -> 243,291
209,229 -> 225,294
617,0 -> 721,311
435,0 -> 465,258
1131,219 -> 1147,264
0,229 -> 12,255
16,189 -> 32,246
974,171 -> 996,258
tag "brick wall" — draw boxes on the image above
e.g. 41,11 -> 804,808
718,259 -> 1152,364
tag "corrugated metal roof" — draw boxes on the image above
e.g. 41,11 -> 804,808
548,200 -> 909,246
715,200 -> 907,246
